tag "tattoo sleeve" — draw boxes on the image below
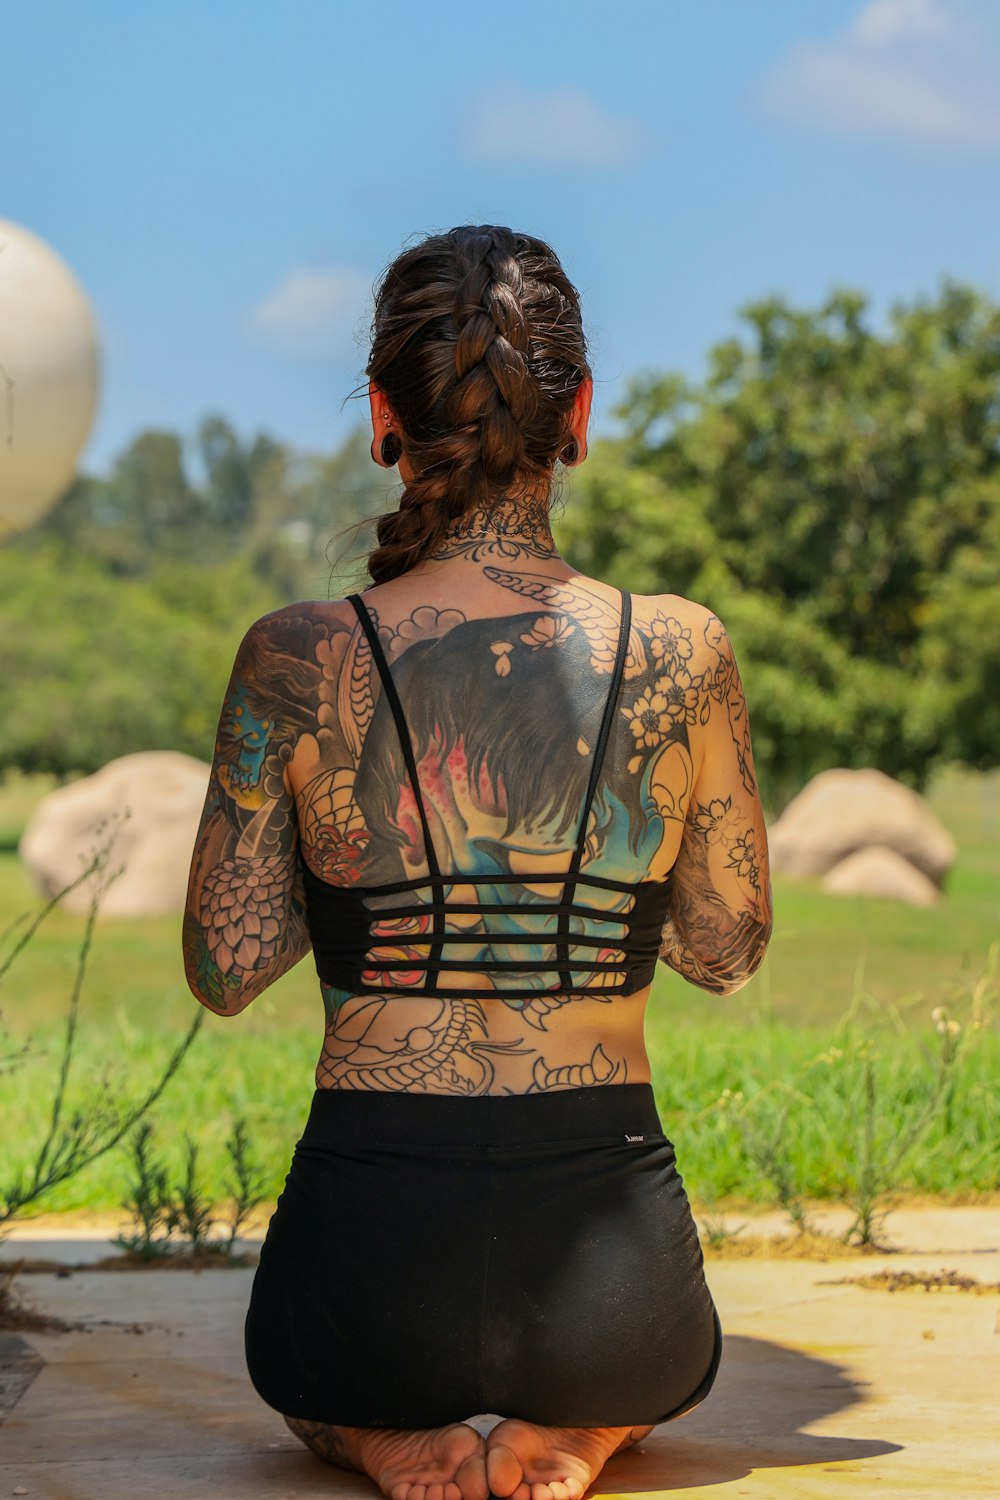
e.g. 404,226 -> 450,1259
183,615 -> 312,1015
657,612 -> 773,994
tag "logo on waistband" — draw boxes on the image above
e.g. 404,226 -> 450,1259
625,1133 -> 645,1143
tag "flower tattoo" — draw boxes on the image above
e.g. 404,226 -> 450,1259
690,796 -> 737,845
649,615 -> 693,670
199,856 -> 293,976
623,687 -> 675,749
655,666 -> 700,727
726,829 -> 761,888
520,615 -> 576,649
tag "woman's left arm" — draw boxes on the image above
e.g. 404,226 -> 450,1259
183,616 -> 311,1016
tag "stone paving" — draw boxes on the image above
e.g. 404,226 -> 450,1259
0,1207 -> 997,1498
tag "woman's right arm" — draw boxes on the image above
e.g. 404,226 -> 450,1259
659,609 -> 773,995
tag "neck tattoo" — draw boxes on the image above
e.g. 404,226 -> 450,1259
432,498 -> 557,562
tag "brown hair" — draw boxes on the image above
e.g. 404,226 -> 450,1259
365,224 -> 591,583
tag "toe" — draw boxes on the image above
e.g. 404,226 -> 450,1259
563,1481 -> 584,1500
548,1486 -> 570,1500
486,1443 -> 523,1499
531,1484 -> 552,1500
426,1485 -> 444,1500
455,1451 -> 488,1500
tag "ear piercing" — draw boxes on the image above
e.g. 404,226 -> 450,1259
371,410 -> 402,466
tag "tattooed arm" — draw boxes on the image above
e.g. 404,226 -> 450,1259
183,615 -> 311,1016
658,610 -> 772,995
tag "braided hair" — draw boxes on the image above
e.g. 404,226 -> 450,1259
365,225 -> 591,584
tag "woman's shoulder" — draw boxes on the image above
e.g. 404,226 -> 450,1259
622,589 -> 739,717
629,587 -> 718,627
236,598 -> 360,647
623,588 -> 730,665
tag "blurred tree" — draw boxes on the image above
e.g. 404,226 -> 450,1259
0,545 -> 282,776
557,277 -> 1000,798
37,429 -> 210,574
197,413 -> 255,532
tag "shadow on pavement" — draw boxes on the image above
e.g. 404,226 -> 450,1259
593,1334 -> 902,1493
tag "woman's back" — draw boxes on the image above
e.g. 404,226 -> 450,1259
222,549 -> 769,1095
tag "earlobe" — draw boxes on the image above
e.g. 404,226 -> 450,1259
564,376 -> 593,465
369,381 -> 403,467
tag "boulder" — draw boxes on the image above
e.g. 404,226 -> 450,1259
768,768 -> 955,887
822,845 -> 940,907
19,751 -> 211,917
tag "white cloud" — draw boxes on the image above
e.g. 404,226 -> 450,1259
757,0 -> 1000,152
468,86 -> 643,166
245,265 -> 370,359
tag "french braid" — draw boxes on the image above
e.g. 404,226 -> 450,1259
365,225 -> 590,584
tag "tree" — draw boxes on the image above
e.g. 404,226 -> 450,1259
557,278 -> 1000,800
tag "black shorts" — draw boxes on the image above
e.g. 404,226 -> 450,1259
244,1083 -> 722,1428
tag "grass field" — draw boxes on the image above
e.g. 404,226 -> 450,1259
1,766 -> 997,1219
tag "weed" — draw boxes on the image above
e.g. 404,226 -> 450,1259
734,1085 -> 813,1235
113,1116 -> 266,1262
222,1116 -> 266,1252
167,1138 -> 215,1255
113,1122 -> 175,1261
697,1189 -> 745,1250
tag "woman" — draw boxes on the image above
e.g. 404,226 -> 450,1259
184,224 -> 772,1500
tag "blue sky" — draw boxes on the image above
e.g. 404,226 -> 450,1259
4,0 -> 999,477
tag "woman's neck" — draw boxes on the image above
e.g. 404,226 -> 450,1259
429,495 -> 559,564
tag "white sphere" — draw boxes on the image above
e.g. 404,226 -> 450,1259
0,218 -> 102,534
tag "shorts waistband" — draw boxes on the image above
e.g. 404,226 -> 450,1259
299,1083 -> 663,1148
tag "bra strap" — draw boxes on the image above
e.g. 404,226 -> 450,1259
570,589 -> 631,872
556,588 -> 631,985
347,595 -> 441,882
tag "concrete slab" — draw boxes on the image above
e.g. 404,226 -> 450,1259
1,1209 -> 998,1498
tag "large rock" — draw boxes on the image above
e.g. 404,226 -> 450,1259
19,751 -> 211,917
768,768 -> 956,887
822,845 -> 940,907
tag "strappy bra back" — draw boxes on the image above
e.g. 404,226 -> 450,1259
300,589 -> 672,1001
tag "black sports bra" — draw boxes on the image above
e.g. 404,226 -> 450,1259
300,590 -> 672,1001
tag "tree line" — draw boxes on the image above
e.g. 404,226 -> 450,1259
3,276 -> 998,810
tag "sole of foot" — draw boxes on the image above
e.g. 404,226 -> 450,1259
485,1417 -> 645,1500
344,1420 -> 489,1500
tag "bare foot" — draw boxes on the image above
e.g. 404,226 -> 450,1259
485,1417 -> 653,1500
284,1416 -> 489,1500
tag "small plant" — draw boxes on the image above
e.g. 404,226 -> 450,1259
113,1115 -> 266,1263
222,1116 -> 267,1253
821,1035 -> 950,1250
167,1138 -> 216,1255
113,1123 -> 175,1261
735,1086 -> 813,1236
697,1189 -> 745,1250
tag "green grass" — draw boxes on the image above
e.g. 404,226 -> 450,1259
1,766 -> 997,1216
